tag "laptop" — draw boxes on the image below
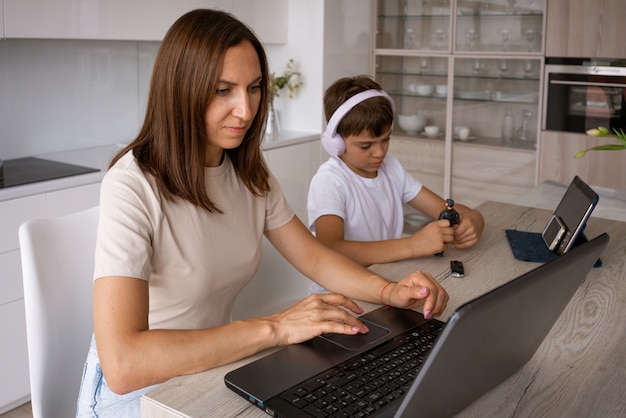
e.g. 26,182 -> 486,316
225,233 -> 609,417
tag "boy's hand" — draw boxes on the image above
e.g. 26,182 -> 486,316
408,220 -> 454,257
452,209 -> 484,248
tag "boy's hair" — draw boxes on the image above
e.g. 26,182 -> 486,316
324,75 -> 394,139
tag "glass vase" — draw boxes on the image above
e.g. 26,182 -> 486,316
265,101 -> 281,140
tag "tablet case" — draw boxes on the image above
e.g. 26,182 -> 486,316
505,229 -> 601,267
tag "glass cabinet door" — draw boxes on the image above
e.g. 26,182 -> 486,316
452,56 -> 541,149
376,55 -> 449,138
376,0 -> 452,51
455,0 -> 545,53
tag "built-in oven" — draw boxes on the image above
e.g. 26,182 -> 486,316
543,57 -> 626,134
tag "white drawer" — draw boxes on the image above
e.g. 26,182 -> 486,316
0,300 -> 30,411
46,182 -> 100,218
0,251 -> 23,306
0,195 -> 46,253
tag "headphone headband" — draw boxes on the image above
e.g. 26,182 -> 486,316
321,89 -> 395,156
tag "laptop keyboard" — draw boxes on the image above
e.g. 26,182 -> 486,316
278,321 -> 443,417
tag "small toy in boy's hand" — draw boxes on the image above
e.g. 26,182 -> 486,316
439,198 -> 460,226
436,199 -> 460,256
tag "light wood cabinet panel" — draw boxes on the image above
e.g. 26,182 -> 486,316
389,138 -> 446,197
0,1 -> 4,39
452,144 -> 536,208
545,0 -> 626,58
539,131 -> 626,190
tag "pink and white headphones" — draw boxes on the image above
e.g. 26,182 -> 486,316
320,89 -> 395,156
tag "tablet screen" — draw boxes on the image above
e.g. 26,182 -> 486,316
545,176 -> 599,254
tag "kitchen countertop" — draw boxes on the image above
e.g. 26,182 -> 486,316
0,143 -> 119,203
510,179 -> 626,222
0,131 -> 320,203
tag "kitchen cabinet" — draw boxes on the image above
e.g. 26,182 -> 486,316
232,139 -> 324,321
373,0 -> 545,204
3,0 -> 288,43
0,1 -> 5,39
0,183 -> 101,413
539,131 -> 626,191
545,0 -> 626,58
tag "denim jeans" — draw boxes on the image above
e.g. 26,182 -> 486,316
76,335 -> 159,417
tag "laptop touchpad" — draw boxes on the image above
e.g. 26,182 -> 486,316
320,320 -> 390,350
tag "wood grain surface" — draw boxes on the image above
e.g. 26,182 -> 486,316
142,201 -> 626,417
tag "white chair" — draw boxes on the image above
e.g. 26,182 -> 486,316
18,206 -> 99,418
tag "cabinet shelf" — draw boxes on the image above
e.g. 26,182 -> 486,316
456,11 -> 542,19
454,91 -> 538,104
454,72 -> 539,81
392,131 -> 537,152
378,13 -> 450,19
375,0 -> 544,203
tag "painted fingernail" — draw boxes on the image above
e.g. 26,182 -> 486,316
420,287 -> 428,295
424,310 -> 432,319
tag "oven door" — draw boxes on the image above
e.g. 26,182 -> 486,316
544,65 -> 626,134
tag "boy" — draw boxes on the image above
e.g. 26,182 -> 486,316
307,76 -> 484,292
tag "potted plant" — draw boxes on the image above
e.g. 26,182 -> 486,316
575,126 -> 626,158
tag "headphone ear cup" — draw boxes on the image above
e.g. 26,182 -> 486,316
321,131 -> 346,156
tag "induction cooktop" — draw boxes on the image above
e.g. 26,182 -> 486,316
0,157 -> 100,188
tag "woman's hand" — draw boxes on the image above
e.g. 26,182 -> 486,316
265,293 -> 370,346
381,271 -> 449,319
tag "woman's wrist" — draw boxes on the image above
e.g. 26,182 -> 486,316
380,281 -> 394,306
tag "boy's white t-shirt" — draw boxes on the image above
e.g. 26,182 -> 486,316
307,154 -> 422,292
94,151 -> 295,330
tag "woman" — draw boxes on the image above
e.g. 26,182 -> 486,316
77,9 -> 448,416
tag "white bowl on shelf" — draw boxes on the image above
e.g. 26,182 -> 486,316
397,114 -> 427,135
415,84 -> 434,96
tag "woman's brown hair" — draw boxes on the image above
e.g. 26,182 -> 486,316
324,75 -> 394,139
110,9 -> 271,212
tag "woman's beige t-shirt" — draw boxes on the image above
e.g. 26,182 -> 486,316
94,151 -> 295,330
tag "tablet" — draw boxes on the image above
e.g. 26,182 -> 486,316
541,176 -> 599,255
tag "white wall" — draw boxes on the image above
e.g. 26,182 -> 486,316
266,0 -> 374,133
0,0 -> 373,160
0,39 -> 159,159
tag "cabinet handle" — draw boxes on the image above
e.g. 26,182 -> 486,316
550,80 -> 626,89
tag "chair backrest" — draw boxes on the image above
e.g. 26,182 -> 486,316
18,206 -> 99,418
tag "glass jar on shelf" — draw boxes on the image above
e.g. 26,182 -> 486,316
376,0 -> 452,51
452,56 -> 541,147
455,0 -> 545,54
375,54 -> 449,137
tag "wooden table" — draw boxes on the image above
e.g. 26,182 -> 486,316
141,201 -> 626,417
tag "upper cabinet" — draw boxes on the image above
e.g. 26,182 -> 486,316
3,0 -> 287,43
545,0 -> 626,58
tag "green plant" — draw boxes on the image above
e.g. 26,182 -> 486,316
575,126 -> 626,158
269,59 -> 303,100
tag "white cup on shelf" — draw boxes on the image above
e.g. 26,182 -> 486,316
454,126 -> 471,140
424,125 -> 440,137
